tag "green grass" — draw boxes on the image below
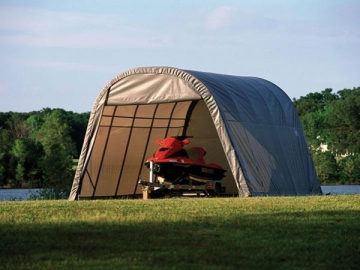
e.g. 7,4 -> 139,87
1,196 -> 359,270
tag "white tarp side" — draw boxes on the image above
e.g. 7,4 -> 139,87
185,70 -> 322,196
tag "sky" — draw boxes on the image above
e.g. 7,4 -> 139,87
1,0 -> 359,112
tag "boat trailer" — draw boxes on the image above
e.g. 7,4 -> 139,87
138,178 -> 221,199
138,161 -> 222,199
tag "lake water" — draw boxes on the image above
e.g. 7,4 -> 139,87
0,189 -> 42,201
320,185 -> 360,195
0,185 -> 360,201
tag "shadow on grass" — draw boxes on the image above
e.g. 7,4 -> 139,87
1,210 -> 359,270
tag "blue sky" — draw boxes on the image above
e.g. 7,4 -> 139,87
1,0 -> 359,112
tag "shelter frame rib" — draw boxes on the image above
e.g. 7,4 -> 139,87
77,170 -> 95,197
85,170 -> 95,189
132,104 -> 160,197
164,102 -> 178,138
182,100 -> 198,136
114,105 -> 139,197
91,106 -> 117,198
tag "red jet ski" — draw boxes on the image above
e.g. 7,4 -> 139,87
145,136 -> 226,186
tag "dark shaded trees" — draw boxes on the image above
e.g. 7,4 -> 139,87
311,151 -> 339,184
294,87 -> 360,184
0,109 -> 89,198
326,88 -> 360,155
0,128 -> 14,187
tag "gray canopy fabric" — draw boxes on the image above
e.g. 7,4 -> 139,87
69,66 -> 322,200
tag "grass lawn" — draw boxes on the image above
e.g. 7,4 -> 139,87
0,196 -> 359,270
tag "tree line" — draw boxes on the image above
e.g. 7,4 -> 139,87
293,87 -> 360,184
0,108 -> 89,198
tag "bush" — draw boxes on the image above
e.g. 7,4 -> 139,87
337,155 -> 360,184
312,151 -> 339,184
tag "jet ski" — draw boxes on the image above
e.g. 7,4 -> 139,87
144,136 -> 226,186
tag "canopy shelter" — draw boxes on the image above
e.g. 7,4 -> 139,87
69,67 -> 322,200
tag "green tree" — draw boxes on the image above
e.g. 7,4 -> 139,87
0,128 -> 14,187
38,143 -> 74,199
0,112 -> 12,129
62,111 -> 89,158
326,87 -> 360,155
6,113 -> 29,139
311,151 -> 339,184
25,113 -> 45,140
35,110 -> 76,155
300,110 -> 328,150
11,138 -> 43,188
293,88 -> 338,117
337,155 -> 360,184
34,110 -> 76,198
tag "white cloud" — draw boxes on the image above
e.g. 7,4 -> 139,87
203,5 -> 280,34
205,6 -> 238,30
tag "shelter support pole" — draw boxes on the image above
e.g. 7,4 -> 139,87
142,186 -> 149,200
150,161 -> 154,183
142,161 -> 155,200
